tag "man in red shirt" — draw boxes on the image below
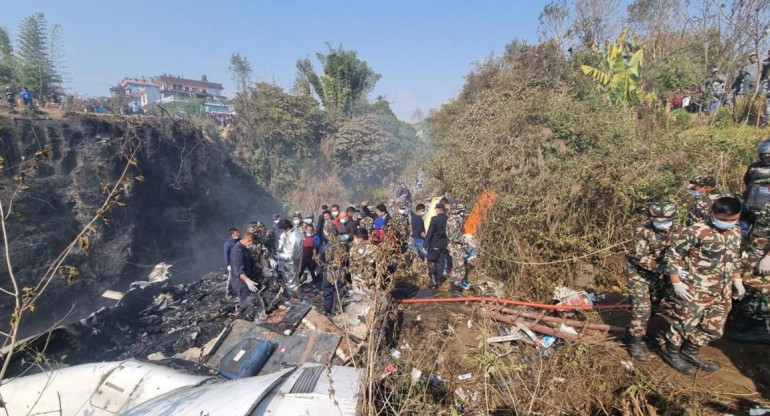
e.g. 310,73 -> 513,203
299,224 -> 322,287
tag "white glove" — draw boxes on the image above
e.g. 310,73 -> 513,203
759,255 -> 770,275
676,267 -> 690,279
733,278 -> 746,299
269,259 -> 278,268
243,278 -> 258,292
226,265 -> 232,272
261,268 -> 274,278
672,281 -> 693,302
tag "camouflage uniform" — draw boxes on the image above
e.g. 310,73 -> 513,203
626,222 -> 682,337
389,213 -> 411,250
742,202 -> 770,293
349,239 -> 375,291
359,215 -> 374,232
447,206 -> 467,281
664,221 -> 742,347
687,190 -> 723,226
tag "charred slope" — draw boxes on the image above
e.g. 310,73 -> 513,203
0,115 -> 281,337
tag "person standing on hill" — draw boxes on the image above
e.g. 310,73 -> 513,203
395,182 -> 412,207
662,196 -> 744,375
625,201 -> 681,361
424,204 -> 450,289
686,174 -> 722,226
737,52 -> 761,97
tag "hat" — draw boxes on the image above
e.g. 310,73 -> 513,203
272,214 -> 281,220
451,203 -> 466,214
689,174 -> 716,188
304,213 -> 313,219
750,51 -> 758,56
648,200 -> 678,220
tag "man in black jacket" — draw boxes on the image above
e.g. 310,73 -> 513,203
229,232 -> 260,316
424,204 -> 449,289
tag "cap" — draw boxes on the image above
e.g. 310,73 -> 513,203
689,174 -> 716,188
648,200 -> 678,220
451,203 -> 466,214
272,214 -> 280,220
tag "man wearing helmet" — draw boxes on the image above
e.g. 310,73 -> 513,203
743,139 -> 770,224
626,201 -> 682,361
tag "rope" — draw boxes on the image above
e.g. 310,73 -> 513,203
478,239 -> 632,266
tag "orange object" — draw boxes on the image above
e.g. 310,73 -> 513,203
462,190 -> 497,235
396,296 -> 630,311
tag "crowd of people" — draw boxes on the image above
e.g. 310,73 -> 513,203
626,137 -> 770,375
222,182 -> 476,317
701,49 -> 770,125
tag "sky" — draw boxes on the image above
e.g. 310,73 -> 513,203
1,1 -> 551,120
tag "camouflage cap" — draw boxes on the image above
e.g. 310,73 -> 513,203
648,200 -> 678,220
451,203 -> 467,214
689,174 -> 716,188
757,138 -> 770,154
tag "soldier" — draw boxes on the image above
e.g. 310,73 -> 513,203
686,174 -> 722,226
625,201 -> 681,361
662,196 -> 744,375
447,203 -> 467,287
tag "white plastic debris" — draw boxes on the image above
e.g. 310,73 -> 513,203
467,320 -> 473,329
553,286 -> 593,308
458,373 -> 472,381
390,348 -> 401,359
411,368 -> 423,382
620,360 -> 634,371
558,323 -> 579,335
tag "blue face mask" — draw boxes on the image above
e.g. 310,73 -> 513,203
689,189 -> 702,197
652,220 -> 673,230
341,234 -> 350,242
759,187 -> 770,195
712,218 -> 737,230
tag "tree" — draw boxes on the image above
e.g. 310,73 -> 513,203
571,0 -> 622,49
0,26 -> 15,86
295,44 -> 381,116
16,13 -> 60,96
229,52 -> 252,96
538,0 -> 571,52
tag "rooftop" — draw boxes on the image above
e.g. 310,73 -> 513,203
155,75 -> 224,91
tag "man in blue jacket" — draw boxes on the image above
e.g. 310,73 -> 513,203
223,227 -> 240,296
229,232 -> 260,317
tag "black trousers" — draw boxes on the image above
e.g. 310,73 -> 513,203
427,247 -> 449,281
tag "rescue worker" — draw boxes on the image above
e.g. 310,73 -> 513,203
425,204 -> 450,289
223,227 -> 240,297
276,219 -> 302,297
229,232 -> 260,317
335,210 -> 356,244
447,203 -> 467,287
734,179 -> 770,343
662,196 -> 744,375
626,201 -> 681,361
319,233 -> 347,316
737,52 -> 761,97
703,67 -> 726,114
410,203 -> 427,272
299,223 -> 321,286
291,212 -> 303,232
687,174 -> 722,226
743,139 -> 770,226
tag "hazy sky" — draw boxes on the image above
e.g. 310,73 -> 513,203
2,1 -> 551,119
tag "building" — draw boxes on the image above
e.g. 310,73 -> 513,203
119,78 -> 161,107
114,74 -> 233,114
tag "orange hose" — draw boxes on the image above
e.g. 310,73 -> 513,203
397,296 -> 630,310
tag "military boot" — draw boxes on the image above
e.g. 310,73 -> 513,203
661,340 -> 696,375
679,340 -> 720,372
627,336 -> 647,361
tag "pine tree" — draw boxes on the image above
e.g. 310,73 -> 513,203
16,13 -> 60,97
0,26 -> 14,86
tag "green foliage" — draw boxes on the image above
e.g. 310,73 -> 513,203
228,52 -> 252,95
650,57 -> 701,93
295,44 -> 381,116
580,27 -> 654,105
16,13 -> 60,96
0,26 -> 15,86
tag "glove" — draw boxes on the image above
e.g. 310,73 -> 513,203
675,267 -> 690,279
759,255 -> 770,275
269,259 -> 278,269
672,281 -> 693,302
226,265 -> 232,272
733,278 -> 746,299
243,278 -> 258,292
261,268 -> 274,278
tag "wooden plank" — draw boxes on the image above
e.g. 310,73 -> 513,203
301,309 -> 361,362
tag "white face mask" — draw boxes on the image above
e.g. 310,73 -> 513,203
652,220 -> 673,230
340,218 -> 348,224
303,218 -> 313,224
273,219 -> 280,224
398,209 -> 407,215
293,219 -> 301,225
332,211 -> 339,217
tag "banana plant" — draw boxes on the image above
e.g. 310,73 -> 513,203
580,27 -> 654,105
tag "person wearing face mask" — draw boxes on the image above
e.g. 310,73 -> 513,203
298,224 -> 322,288
662,196 -> 743,375
330,204 -> 341,228
318,210 -> 334,243
625,201 -> 682,362
334,210 -> 356,244
291,212 -> 303,232
686,174 -> 722,226
276,219 -> 303,298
